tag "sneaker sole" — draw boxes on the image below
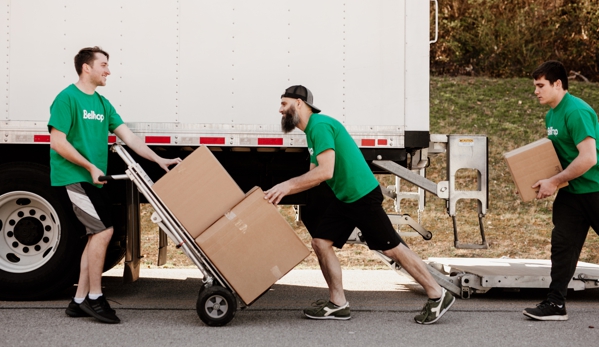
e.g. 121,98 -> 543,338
522,310 -> 568,321
415,295 -> 456,325
304,313 -> 351,320
80,302 -> 120,324
65,308 -> 90,318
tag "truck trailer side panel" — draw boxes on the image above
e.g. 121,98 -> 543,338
0,0 -> 433,300
2,1 -> 428,142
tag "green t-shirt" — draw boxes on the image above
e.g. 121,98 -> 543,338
48,84 -> 124,187
546,92 -> 599,194
304,114 -> 379,202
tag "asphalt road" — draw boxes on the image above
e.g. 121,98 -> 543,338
2,268 -> 599,347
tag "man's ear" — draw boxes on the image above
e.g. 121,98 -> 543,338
82,63 -> 91,74
554,79 -> 563,90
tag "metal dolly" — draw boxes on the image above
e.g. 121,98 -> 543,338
101,143 -> 242,326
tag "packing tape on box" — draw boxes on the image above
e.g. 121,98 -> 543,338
270,265 -> 282,279
234,219 -> 247,234
224,211 -> 247,233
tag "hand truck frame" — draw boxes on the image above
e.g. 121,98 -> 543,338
102,143 -> 243,326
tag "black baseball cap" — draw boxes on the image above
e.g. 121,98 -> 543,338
281,85 -> 321,113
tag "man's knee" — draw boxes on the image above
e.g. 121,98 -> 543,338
91,227 -> 114,243
381,243 -> 406,258
311,238 -> 333,254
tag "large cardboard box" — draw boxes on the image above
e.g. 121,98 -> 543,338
195,187 -> 311,304
503,138 -> 567,202
152,145 -> 245,238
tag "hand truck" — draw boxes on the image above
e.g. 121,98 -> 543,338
101,143 -> 242,327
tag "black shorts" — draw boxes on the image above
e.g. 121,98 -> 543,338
312,186 -> 404,251
65,182 -> 113,235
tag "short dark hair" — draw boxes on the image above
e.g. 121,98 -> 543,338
532,60 -> 568,90
74,46 -> 109,76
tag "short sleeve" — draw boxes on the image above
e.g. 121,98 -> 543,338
566,109 -> 597,145
310,123 -> 336,160
102,96 -> 124,132
48,98 -> 73,134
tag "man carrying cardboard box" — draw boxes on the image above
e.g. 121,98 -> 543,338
523,61 -> 599,321
265,85 -> 455,324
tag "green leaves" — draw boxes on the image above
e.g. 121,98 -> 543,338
431,0 -> 599,81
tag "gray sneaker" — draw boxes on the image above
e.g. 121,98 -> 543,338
303,300 -> 351,320
414,288 -> 455,324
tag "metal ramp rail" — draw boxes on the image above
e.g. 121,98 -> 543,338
373,134 -> 489,250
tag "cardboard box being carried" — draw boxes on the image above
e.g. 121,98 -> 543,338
196,187 -> 311,304
152,145 -> 245,238
503,138 -> 567,202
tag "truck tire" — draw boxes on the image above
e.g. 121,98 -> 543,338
0,163 -> 85,300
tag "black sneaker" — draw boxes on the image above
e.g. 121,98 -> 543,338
523,300 -> 568,321
80,295 -> 121,324
65,298 -> 90,317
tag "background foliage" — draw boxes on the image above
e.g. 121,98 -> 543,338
431,0 -> 599,81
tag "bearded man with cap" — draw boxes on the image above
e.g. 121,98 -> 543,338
264,85 -> 455,324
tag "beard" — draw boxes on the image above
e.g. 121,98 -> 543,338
281,106 -> 300,133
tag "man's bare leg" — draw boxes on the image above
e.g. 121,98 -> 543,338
74,240 -> 90,299
311,238 -> 347,305
383,243 -> 442,299
87,227 -> 113,295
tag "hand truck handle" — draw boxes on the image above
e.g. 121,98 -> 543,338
98,174 -> 129,182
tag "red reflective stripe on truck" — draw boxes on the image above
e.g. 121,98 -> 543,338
108,136 -> 117,143
377,139 -> 388,146
258,138 -> 283,146
361,139 -> 375,146
145,136 -> 171,144
200,137 -> 226,145
34,135 -> 50,142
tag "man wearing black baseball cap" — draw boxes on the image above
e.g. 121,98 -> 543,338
265,85 -> 455,324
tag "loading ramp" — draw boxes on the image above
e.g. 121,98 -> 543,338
425,258 -> 599,298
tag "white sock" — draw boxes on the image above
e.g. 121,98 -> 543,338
74,297 -> 85,304
88,293 -> 103,300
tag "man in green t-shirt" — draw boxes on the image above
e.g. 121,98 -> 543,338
48,47 -> 181,324
523,61 -> 599,321
265,85 -> 455,324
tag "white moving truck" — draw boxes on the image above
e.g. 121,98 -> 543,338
1,0 -> 498,300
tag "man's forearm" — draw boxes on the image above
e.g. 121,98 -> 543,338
552,156 -> 595,185
114,125 -> 161,163
284,167 -> 329,195
51,135 -> 95,173
126,135 -> 160,162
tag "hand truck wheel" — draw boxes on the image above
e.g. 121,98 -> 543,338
196,285 -> 237,326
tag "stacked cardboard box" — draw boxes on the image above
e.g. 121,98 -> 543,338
153,146 -> 310,304
153,146 -> 245,238
503,138 -> 567,202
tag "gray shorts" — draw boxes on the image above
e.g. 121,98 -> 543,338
65,182 -> 113,235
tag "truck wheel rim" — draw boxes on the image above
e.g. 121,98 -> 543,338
205,294 -> 228,319
0,191 -> 61,273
